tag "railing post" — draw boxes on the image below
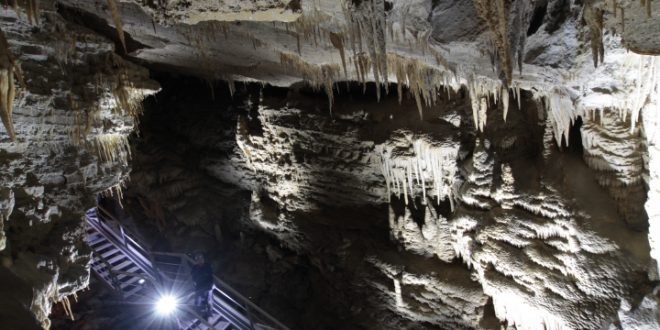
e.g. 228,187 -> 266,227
246,304 -> 256,330
119,226 -> 127,247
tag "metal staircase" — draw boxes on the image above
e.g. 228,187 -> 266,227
85,207 -> 289,330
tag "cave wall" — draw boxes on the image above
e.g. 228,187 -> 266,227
0,0 -> 657,328
120,74 -> 656,329
51,0 -> 660,280
0,3 -> 158,328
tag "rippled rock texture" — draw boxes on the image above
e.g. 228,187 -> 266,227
118,75 -> 655,329
0,4 -> 158,328
0,0 -> 659,328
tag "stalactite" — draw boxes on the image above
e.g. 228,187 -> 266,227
386,54 -> 458,119
343,0 -> 388,100
114,70 -> 144,119
280,52 -> 340,112
621,7 -> 625,33
22,0 -> 38,25
90,133 -> 131,164
540,86 -> 580,146
107,0 -> 127,53
293,8 -> 330,55
60,296 -> 74,321
373,0 -> 388,95
473,0 -> 513,85
354,53 -> 371,92
0,27 -> 19,141
511,0 -> 532,75
467,76 -> 508,131
329,32 -> 348,77
2,0 -> 38,24
227,77 -> 235,98
640,0 -> 652,17
379,134 -> 459,205
584,4 -> 605,68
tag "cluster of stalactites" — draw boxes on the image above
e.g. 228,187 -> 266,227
90,133 -> 131,164
537,52 -> 658,148
379,135 -> 459,207
540,86 -> 580,147
342,0 -> 388,100
280,52 -> 340,111
387,53 -> 459,119
467,76 -> 522,132
598,0 -> 655,60
473,0 -> 513,85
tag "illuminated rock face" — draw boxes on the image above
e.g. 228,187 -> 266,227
1,0 -> 659,329
0,5 -> 158,328
121,77 -> 654,329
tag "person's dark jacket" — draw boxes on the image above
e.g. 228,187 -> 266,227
190,263 -> 213,291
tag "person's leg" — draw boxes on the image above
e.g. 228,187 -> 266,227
205,290 -> 212,316
193,289 -> 204,310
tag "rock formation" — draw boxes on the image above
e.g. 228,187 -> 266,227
0,0 -> 658,329
0,2 -> 158,328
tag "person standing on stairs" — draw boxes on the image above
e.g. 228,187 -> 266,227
190,252 -> 213,318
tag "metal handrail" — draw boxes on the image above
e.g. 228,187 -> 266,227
87,207 -> 290,330
86,209 -> 157,281
153,252 -> 289,330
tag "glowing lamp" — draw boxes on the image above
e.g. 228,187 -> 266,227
155,294 -> 178,316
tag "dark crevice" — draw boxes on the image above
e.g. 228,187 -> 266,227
527,2 -> 548,36
545,0 -> 571,34
560,116 -> 583,154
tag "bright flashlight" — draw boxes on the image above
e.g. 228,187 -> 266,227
155,294 -> 178,316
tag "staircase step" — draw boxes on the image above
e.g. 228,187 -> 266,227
113,260 -> 134,271
123,284 -> 147,299
91,240 -> 113,251
94,243 -> 116,255
120,275 -> 142,289
85,211 -> 288,330
216,321 -> 231,330
85,233 -> 103,244
107,253 -> 128,265
120,265 -> 141,275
